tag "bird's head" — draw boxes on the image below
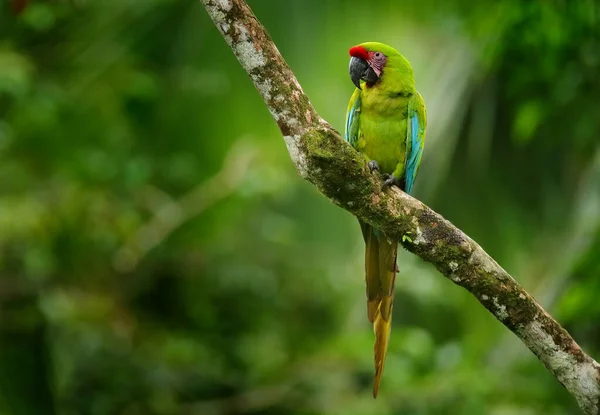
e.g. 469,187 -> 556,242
348,42 -> 410,89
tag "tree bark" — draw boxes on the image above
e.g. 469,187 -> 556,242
199,0 -> 600,412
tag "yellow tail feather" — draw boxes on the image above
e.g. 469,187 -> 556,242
359,220 -> 398,398
373,309 -> 392,398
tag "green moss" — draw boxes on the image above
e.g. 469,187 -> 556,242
301,127 -> 376,211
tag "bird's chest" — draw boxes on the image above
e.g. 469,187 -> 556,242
357,92 -> 408,175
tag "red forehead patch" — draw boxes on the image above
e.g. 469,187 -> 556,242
349,46 -> 369,60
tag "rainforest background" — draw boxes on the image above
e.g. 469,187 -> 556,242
0,0 -> 599,414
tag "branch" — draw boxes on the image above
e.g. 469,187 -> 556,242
199,0 -> 600,412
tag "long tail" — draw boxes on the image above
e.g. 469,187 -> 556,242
359,220 -> 398,398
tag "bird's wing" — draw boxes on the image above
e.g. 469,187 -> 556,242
345,89 -> 362,148
404,92 -> 427,194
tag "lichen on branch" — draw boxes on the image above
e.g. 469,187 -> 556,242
200,0 -> 600,413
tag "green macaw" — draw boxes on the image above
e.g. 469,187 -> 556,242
344,42 -> 427,398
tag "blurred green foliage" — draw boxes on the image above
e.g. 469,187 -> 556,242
0,0 -> 599,414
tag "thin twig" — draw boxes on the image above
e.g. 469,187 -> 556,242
113,139 -> 258,272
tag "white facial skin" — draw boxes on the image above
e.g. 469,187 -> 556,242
368,51 -> 387,77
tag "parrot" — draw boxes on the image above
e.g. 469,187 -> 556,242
344,42 -> 427,398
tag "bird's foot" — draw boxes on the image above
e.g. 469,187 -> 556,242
382,174 -> 402,188
368,160 -> 380,174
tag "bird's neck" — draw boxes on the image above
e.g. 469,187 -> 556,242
374,69 -> 415,97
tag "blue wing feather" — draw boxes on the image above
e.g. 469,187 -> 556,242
404,106 -> 424,194
345,107 -> 355,142
345,90 -> 361,147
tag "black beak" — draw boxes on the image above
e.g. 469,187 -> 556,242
349,56 -> 379,89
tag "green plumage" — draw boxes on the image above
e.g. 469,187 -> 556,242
346,42 -> 426,181
345,42 -> 427,398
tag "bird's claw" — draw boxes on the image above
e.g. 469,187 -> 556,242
368,160 -> 380,174
382,174 -> 402,188
368,161 -> 402,189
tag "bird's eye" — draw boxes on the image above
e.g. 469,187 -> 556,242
375,52 -> 381,57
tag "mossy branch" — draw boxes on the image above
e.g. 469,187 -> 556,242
200,0 -> 600,412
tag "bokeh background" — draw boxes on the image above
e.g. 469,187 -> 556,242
0,0 -> 599,414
